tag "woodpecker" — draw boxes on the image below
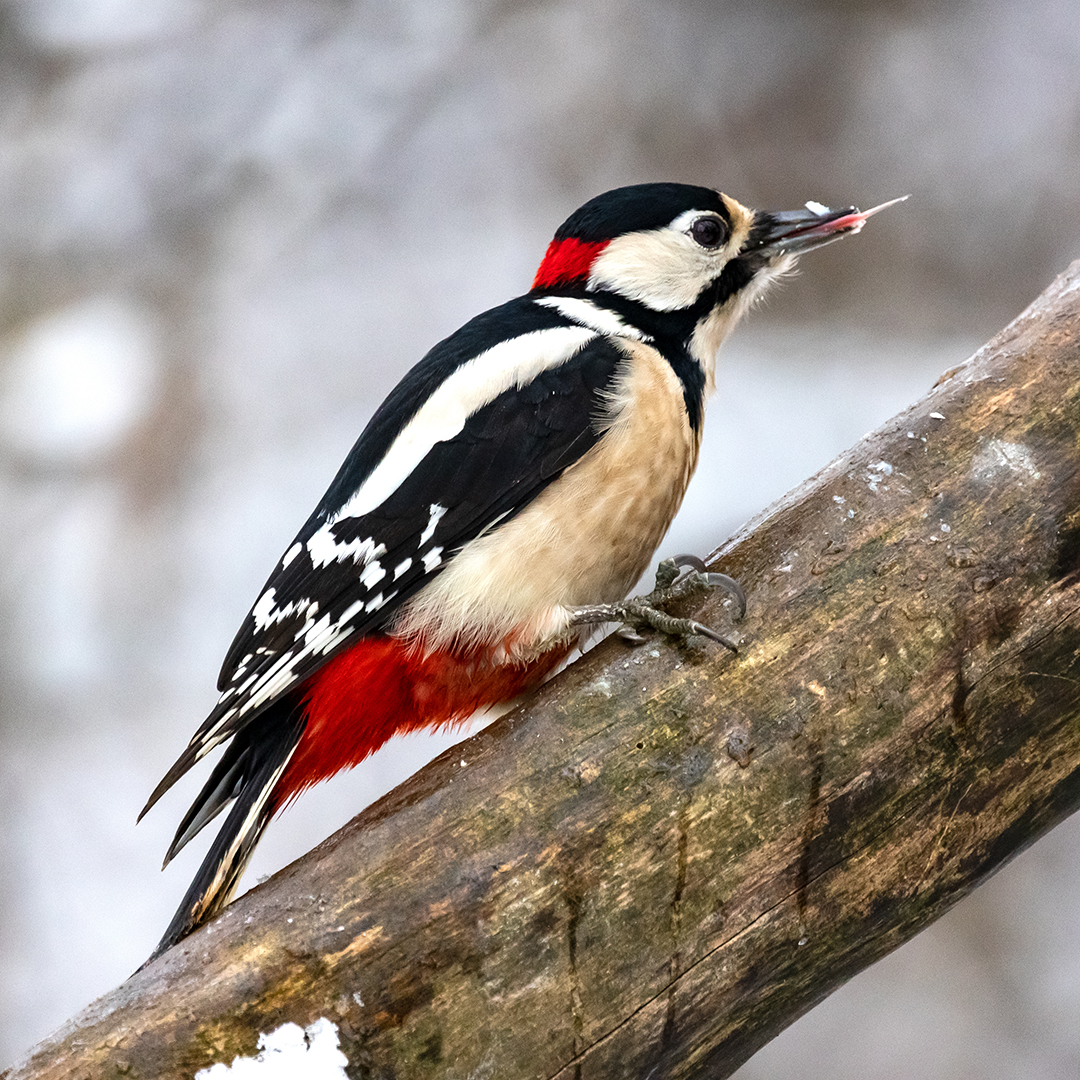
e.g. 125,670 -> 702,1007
141,182 -> 902,960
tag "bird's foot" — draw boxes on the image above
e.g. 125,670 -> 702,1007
569,555 -> 745,652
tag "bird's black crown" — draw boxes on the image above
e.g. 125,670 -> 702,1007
554,183 -> 730,242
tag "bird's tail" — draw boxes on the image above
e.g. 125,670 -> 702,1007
144,698 -> 305,965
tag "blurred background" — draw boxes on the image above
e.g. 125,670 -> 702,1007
2,0 -> 1080,1073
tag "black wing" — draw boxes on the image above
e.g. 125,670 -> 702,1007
142,304 -> 629,811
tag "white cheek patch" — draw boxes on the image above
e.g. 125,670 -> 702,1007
587,228 -> 720,312
328,325 -> 597,524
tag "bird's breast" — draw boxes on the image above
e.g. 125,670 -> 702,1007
393,337 -> 702,660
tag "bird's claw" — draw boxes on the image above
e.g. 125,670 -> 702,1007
570,554 -> 745,652
657,555 -> 747,620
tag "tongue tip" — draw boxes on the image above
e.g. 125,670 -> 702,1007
806,193 -> 910,223
824,194 -> 910,236
859,194 -> 911,219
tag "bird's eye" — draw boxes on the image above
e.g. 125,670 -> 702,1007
690,217 -> 727,249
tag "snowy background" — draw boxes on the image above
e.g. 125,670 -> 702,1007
2,0 -> 1080,1073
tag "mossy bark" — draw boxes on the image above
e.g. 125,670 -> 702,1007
8,262 -> 1080,1080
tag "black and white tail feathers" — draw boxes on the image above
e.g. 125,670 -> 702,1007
144,698 -> 305,964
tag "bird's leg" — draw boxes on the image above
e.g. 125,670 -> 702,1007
569,555 -> 746,652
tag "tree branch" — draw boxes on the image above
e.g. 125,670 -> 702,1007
9,261 -> 1080,1080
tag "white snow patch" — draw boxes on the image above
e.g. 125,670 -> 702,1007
970,439 -> 1042,485
866,460 -> 894,492
195,1018 -> 348,1078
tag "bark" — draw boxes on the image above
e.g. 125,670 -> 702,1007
8,262 -> 1080,1080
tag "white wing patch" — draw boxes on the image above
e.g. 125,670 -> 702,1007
307,525 -> 385,570
327,325 -> 597,524
208,582 -> 402,741
359,559 -> 386,589
251,589 -> 318,632
533,295 -> 652,341
419,503 -> 446,545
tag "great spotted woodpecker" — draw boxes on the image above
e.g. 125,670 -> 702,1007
141,182 -> 902,960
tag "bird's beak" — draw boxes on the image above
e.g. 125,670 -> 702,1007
749,195 -> 908,257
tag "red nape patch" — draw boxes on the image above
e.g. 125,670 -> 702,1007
532,237 -> 609,290
270,635 -> 572,808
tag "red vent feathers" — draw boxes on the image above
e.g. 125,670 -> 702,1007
532,237 -> 609,290
270,635 -> 572,808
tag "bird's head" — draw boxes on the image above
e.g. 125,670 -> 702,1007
532,182 -> 904,387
